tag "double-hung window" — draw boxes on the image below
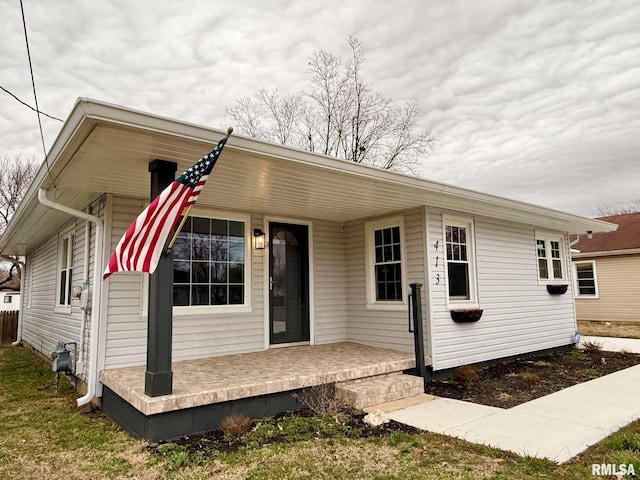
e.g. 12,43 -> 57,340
535,233 -> 566,283
56,230 -> 74,308
365,217 -> 406,307
574,261 -> 598,297
172,215 -> 249,308
443,216 -> 478,306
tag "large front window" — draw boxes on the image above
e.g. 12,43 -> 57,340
172,216 -> 246,306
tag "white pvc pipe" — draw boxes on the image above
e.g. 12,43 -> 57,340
0,255 -> 25,346
38,189 -> 104,407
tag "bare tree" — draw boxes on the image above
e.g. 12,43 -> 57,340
593,200 -> 640,217
0,154 -> 36,287
227,36 -> 435,173
0,154 -> 37,235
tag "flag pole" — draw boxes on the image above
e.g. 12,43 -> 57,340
166,205 -> 194,251
165,127 -> 233,251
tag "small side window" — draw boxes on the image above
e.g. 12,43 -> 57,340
57,231 -> 74,307
574,261 -> 598,297
365,217 -> 406,308
535,233 -> 566,283
443,216 -> 478,307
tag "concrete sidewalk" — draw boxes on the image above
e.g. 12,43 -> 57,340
387,364 -> 640,463
580,335 -> 640,354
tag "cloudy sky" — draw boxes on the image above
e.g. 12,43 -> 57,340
1,0 -> 638,217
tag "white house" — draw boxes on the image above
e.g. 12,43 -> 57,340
0,98 -> 616,440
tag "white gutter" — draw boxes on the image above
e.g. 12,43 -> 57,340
38,188 -> 104,407
0,255 -> 25,346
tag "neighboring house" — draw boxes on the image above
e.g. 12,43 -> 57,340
0,98 -> 616,440
0,292 -> 20,312
0,272 -> 21,312
572,212 -> 640,324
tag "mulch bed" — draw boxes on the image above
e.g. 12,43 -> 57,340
425,348 -> 640,408
149,409 -> 418,457
149,347 -> 640,456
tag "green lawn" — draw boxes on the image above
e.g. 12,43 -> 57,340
1,346 -> 638,479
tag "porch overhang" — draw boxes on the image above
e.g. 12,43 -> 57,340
0,98 -> 617,255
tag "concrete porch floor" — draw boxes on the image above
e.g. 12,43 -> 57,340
100,342 -> 417,416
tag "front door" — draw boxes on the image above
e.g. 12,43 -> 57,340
269,222 -> 310,345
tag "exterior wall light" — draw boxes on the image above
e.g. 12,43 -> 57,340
253,229 -> 266,250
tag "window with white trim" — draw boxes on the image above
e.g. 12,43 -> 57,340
365,217 -> 406,307
444,217 -> 477,305
172,216 -> 248,307
574,261 -> 598,297
56,231 -> 74,307
535,233 -> 566,283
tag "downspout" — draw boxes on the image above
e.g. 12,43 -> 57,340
38,189 -> 104,407
0,255 -> 25,346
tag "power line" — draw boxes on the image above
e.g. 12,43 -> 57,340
0,85 -> 64,122
19,0 -> 52,176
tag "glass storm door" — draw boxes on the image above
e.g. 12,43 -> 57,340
269,223 -> 310,345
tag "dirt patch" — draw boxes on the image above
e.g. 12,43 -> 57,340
578,320 -> 640,339
426,348 -> 640,408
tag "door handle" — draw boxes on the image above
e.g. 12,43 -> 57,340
269,276 -> 273,291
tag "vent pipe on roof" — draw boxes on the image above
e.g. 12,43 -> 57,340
37,189 -> 104,407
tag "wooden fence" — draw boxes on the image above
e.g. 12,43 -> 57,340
0,311 -> 18,346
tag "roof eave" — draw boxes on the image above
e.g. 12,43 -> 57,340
68,99 -> 620,235
0,98 -> 618,255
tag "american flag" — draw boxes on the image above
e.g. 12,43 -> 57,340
103,136 -> 229,279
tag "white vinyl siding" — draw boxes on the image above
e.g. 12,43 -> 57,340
20,205 -> 100,381
314,220 -> 347,344
429,210 -> 575,370
347,209 -> 428,354
103,196 -> 348,369
104,196 -> 265,368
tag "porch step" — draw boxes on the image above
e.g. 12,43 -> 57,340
335,373 -> 423,409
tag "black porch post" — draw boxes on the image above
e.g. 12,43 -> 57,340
145,159 -> 177,397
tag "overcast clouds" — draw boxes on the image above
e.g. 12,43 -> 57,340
1,0 -> 639,217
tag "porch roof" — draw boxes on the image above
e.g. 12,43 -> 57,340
1,98 -> 616,255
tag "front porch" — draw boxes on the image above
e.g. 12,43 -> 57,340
99,342 -> 421,440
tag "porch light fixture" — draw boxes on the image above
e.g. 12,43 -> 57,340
253,229 -> 266,250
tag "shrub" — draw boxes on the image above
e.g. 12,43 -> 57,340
520,372 -> 540,386
294,383 -> 347,416
582,341 -> 603,354
220,413 -> 252,437
453,365 -> 480,385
